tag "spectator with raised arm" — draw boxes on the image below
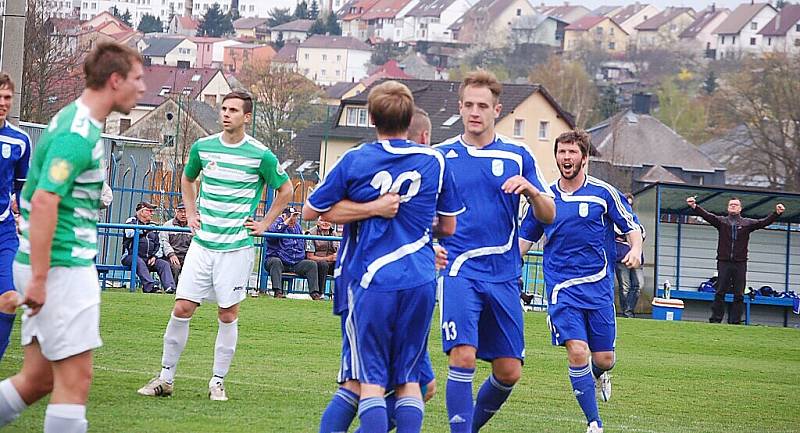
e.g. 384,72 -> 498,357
264,206 -> 321,299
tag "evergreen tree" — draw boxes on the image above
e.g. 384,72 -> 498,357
596,85 -> 620,119
309,0 -> 320,20
325,12 -> 342,35
267,7 -> 293,27
309,18 -> 327,35
121,9 -> 133,27
294,0 -> 309,19
197,3 -> 233,37
138,13 -> 164,33
274,32 -> 285,50
703,70 -> 718,95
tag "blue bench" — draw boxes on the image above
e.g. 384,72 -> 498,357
96,264 -> 129,290
668,289 -> 796,326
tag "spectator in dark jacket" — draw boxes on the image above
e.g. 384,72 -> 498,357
122,202 -> 176,294
159,202 -> 193,283
687,196 -> 785,324
264,207 -> 320,299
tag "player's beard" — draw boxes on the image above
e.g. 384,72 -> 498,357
558,163 -> 582,180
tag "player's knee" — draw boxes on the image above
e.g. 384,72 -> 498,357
448,346 -> 477,369
493,367 -> 521,385
592,352 -> 615,370
172,301 -> 196,318
341,380 -> 360,395
218,310 -> 238,323
566,342 -> 591,366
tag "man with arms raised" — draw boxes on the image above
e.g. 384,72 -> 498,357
0,42 -> 145,432
520,130 -> 642,433
435,70 -> 555,432
307,81 -> 463,433
137,91 -> 292,401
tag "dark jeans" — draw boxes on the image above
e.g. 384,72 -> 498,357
311,260 -> 334,295
122,255 -> 176,293
170,254 -> 186,284
711,260 -> 747,324
615,262 -> 643,317
265,257 -> 319,295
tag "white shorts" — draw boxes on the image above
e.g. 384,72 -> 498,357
12,262 -> 102,361
176,243 -> 254,308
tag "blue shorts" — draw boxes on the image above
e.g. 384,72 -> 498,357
338,313 -> 435,386
0,220 -> 19,294
546,303 -> 616,352
440,276 -> 525,362
346,281 -> 436,389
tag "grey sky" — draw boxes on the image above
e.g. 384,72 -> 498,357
552,0 -> 753,10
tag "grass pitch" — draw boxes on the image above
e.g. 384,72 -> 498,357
1,292 -> 798,432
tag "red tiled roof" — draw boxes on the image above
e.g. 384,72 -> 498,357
139,65 -> 225,106
565,15 -> 606,31
340,0 -> 381,21
179,16 -> 199,30
360,0 -> 413,20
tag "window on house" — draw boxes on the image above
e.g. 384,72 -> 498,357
321,69 -> 326,76
513,119 -> 525,137
322,54 -> 327,61
596,26 -> 603,36
768,37 -> 772,46
337,55 -> 341,61
732,36 -> 736,44
182,87 -> 192,95
119,118 -> 131,133
796,24 -> 800,32
304,53 -> 309,60
721,35 -> 725,44
750,37 -> 756,46
357,108 -> 368,126
608,41 -> 616,50
346,107 -> 359,125
204,94 -> 215,105
538,121 -> 549,140
795,38 -> 800,47
750,22 -> 757,30
516,8 -> 521,16
610,27 -> 614,35
335,70 -> 340,76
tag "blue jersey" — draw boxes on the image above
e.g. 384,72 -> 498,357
308,139 -> 464,292
435,134 -> 552,282
0,121 -> 31,224
520,176 -> 639,309
331,223 -> 354,315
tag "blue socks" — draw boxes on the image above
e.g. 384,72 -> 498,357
358,397 -> 387,433
569,364 -> 602,427
384,392 -> 397,431
319,387 -> 359,433
472,374 -> 514,431
394,397 -> 424,433
446,366 -> 475,433
0,312 -> 15,361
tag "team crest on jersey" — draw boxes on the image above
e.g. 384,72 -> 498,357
206,161 -> 217,172
48,159 -> 72,184
1,143 -> 10,159
579,202 -> 589,217
491,159 -> 504,177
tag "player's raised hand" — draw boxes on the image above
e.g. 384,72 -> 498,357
776,203 -> 785,214
433,245 -> 448,271
501,175 -> 538,197
22,280 -> 46,316
370,193 -> 400,218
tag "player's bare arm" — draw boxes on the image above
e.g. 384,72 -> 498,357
621,229 -> 643,269
246,180 -> 293,236
303,192 -> 401,224
501,175 -> 555,224
23,190 -> 60,315
180,173 -> 201,232
432,215 -> 456,238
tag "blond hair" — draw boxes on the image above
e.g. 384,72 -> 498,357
407,107 -> 431,144
367,80 -> 414,135
459,69 -> 502,103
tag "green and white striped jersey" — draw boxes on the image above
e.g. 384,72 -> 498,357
16,99 -> 105,267
184,133 -> 288,251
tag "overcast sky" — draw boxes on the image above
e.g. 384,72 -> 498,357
556,0 -> 753,9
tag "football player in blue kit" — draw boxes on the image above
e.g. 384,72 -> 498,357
305,81 -> 464,433
0,73 -> 31,360
519,130 -> 642,433
434,70 -> 555,433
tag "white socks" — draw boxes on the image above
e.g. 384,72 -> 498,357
210,319 -> 238,387
160,314 -> 191,383
44,404 -> 87,433
0,379 -> 26,426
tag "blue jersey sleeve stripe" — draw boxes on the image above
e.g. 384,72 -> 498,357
437,206 -> 466,216
588,177 -> 638,233
499,134 -> 553,196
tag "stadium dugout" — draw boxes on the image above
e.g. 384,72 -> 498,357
633,181 -> 800,327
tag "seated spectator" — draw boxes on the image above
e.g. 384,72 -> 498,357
264,206 -> 320,299
159,202 -> 193,283
122,202 -> 176,294
306,216 -> 340,296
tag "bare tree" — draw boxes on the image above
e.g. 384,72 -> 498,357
715,54 -> 800,191
529,54 -> 598,128
21,0 -> 83,123
238,62 -> 325,162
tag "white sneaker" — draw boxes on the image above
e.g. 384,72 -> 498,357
586,421 -> 604,433
137,377 -> 173,397
597,372 -> 611,402
209,383 -> 228,401
248,289 -> 259,298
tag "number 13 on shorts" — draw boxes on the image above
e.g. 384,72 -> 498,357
442,320 -> 457,340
